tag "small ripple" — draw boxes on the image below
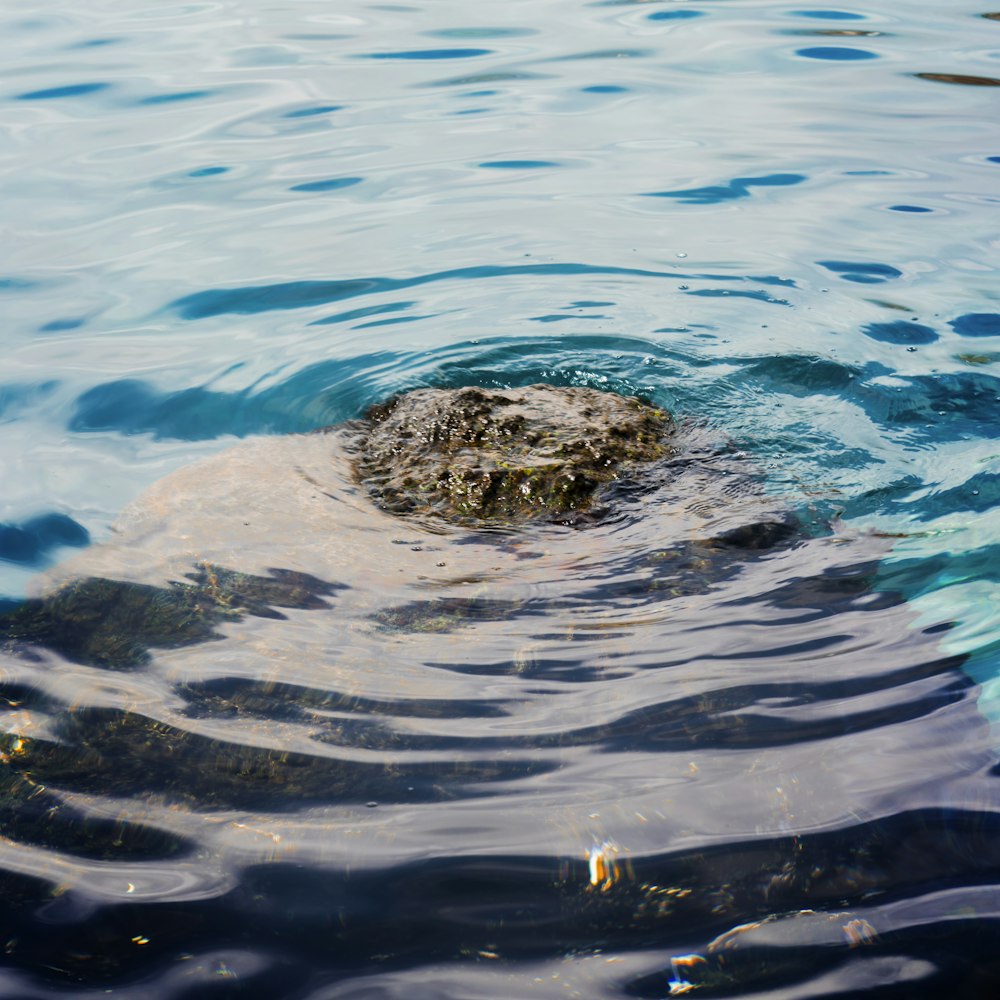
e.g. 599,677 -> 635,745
784,28 -> 886,37
792,9 -> 867,19
0,277 -> 41,293
14,82 -> 110,100
425,27 -> 537,39
135,89 -> 216,105
354,313 -> 438,329
0,763 -> 192,861
64,352 -> 404,438
180,677 -> 509,723
310,301 -> 414,327
856,370 -> 1000,441
590,654 -> 966,753
862,321 -> 939,345
38,317 -> 85,332
818,260 -> 902,283
281,103 -> 344,118
529,313 -> 607,323
0,379 -> 58,423
478,159 -> 559,169
288,176 -> 363,193
8,706 -> 556,810
164,263 -> 795,320
216,105 -> 348,138
169,279 -> 384,318
647,9 -> 705,20
0,514 -> 89,568
65,36 -> 123,49
796,45 -> 879,60
915,72 -> 1000,87
950,313 -> 1000,337
545,48 -> 652,61
416,334 -> 684,403
358,47 -> 492,60
910,478 -> 1000,521
684,288 -> 791,305
421,69 -> 550,88
645,173 -> 806,204
734,354 -> 863,395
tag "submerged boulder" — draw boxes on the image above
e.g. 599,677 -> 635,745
4,383 -> 799,669
350,384 -> 675,523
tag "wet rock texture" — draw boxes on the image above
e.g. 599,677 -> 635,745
351,384 -> 675,523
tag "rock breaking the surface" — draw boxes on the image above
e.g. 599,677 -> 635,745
350,384 -> 675,524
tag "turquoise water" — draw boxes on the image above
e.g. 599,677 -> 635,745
2,1 -> 1000,996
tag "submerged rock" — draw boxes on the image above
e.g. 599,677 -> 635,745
2,565 -> 342,669
3,383 -> 803,672
350,384 -> 675,523
0,380 -> 983,997
0,382 -> 809,673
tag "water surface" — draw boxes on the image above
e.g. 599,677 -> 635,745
1,0 -> 999,996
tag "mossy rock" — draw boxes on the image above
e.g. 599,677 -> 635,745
350,384 -> 675,523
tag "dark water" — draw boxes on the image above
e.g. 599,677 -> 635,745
2,1 -> 1000,996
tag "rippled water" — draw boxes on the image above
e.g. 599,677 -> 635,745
2,1 -> 1000,996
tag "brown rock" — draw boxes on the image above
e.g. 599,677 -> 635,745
349,384 -> 675,523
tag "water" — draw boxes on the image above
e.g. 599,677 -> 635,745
1,0 -> 999,995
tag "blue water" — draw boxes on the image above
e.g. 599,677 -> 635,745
2,1 -> 1000,996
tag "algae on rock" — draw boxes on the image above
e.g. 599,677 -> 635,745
350,384 -> 675,524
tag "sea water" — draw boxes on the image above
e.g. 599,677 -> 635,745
1,1 -> 999,996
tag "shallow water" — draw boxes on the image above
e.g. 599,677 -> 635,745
1,0 -> 1000,996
